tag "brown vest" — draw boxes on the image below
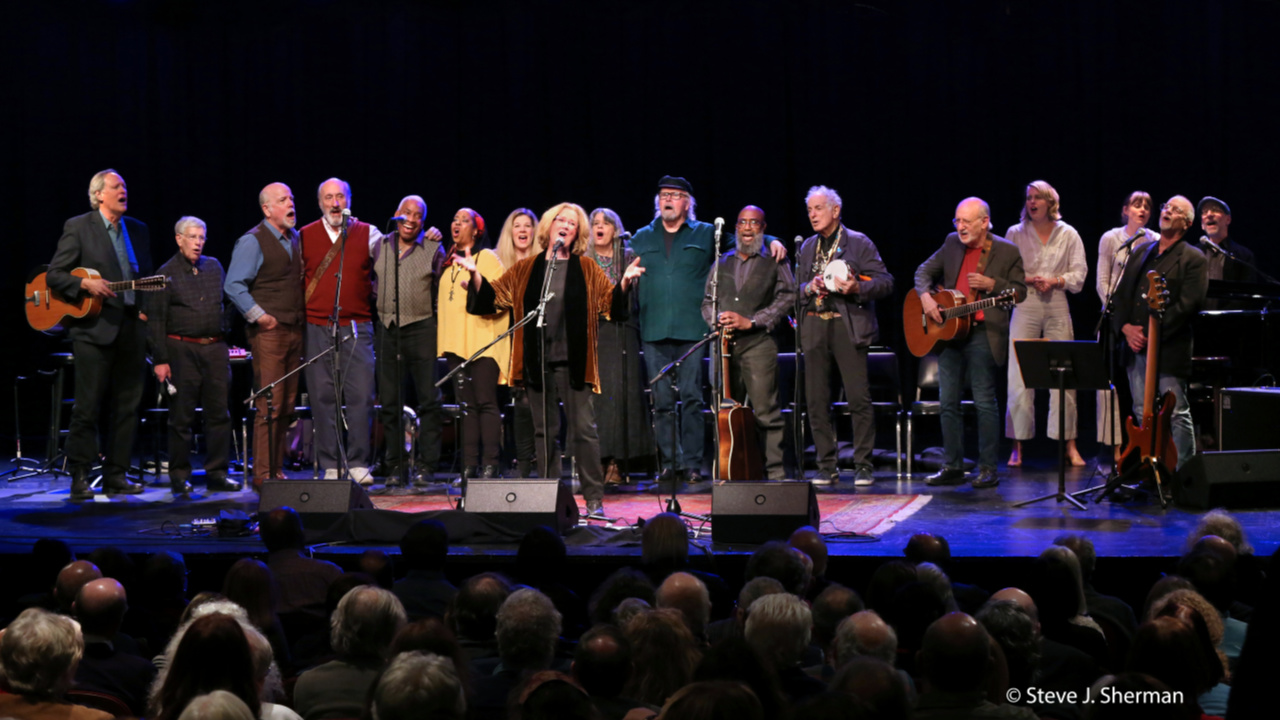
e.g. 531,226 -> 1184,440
249,221 -> 304,325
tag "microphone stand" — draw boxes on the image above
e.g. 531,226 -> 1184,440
708,220 -> 723,481
248,337 -> 350,482
1203,241 -> 1280,285
649,329 -> 719,521
381,219 -> 407,488
536,243 -> 564,483
615,233 -> 631,484
327,214 -> 352,481
793,236 -> 807,480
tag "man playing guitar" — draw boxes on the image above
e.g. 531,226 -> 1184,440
913,197 -> 1026,490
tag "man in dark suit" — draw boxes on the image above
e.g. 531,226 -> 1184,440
1112,195 -> 1208,471
914,197 -> 1026,489
46,169 -> 152,500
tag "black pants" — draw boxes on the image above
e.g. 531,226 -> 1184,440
166,338 -> 231,479
512,388 -> 536,468
528,363 -> 603,502
67,311 -> 146,479
377,318 -> 442,472
446,354 -> 502,468
802,315 -> 874,470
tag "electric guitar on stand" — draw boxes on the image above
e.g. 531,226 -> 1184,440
25,265 -> 167,333
903,287 -> 1017,357
716,328 -> 764,480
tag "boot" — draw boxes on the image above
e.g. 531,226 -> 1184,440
69,469 -> 94,501
516,459 -> 535,478
170,477 -> 193,496
103,476 -> 144,495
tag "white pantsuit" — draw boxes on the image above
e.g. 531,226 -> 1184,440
1004,220 -> 1088,441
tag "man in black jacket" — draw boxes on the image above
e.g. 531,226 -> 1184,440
1196,195 -> 1257,311
46,169 -> 152,500
1111,195 -> 1208,470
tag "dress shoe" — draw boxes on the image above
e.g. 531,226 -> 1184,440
481,464 -> 499,479
970,467 -> 1000,489
853,465 -> 875,487
170,477 -> 193,496
656,467 -> 680,485
350,466 -> 374,486
206,475 -> 242,492
412,469 -> 434,487
585,499 -> 604,517
812,468 -> 840,486
685,469 -> 706,484
925,468 -> 966,486
70,471 -> 94,501
103,476 -> 144,495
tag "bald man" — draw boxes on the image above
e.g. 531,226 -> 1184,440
73,578 -> 156,715
915,198 -> 1026,490
1111,195 -> 1208,472
225,183 -> 305,488
914,612 -> 1038,720
54,560 -> 102,614
701,205 -> 796,480
656,571 -> 712,641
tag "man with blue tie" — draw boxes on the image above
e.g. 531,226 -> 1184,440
47,169 -> 153,500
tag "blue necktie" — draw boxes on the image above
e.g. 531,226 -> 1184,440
108,221 -> 137,306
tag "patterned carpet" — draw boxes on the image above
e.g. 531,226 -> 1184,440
370,491 -> 930,537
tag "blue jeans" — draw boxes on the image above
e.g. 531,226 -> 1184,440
643,339 -> 706,472
1126,353 -> 1195,470
937,325 -> 1001,470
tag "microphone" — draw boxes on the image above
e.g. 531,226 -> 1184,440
1201,236 -> 1224,255
341,207 -> 352,226
617,231 -> 632,242
389,215 -> 407,223
553,232 -> 567,254
714,217 -> 724,233
1118,228 -> 1146,251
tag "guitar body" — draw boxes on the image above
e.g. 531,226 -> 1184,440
1116,390 -> 1177,476
25,268 -> 105,333
903,289 -> 972,357
717,404 -> 765,480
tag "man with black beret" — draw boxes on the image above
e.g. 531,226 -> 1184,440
1196,195 -> 1257,311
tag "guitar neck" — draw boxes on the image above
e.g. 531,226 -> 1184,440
106,275 -> 165,292
942,293 -> 1002,320
1143,314 -> 1161,413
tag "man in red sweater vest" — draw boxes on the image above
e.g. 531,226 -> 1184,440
299,178 -> 380,483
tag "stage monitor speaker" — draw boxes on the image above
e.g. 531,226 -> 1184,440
711,481 -> 819,544
464,479 -> 579,535
258,480 -> 374,530
1174,450 -> 1280,509
1218,387 -> 1280,451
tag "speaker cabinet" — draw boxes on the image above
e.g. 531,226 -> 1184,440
258,480 -> 373,530
1218,387 -> 1280,451
1174,450 -> 1280,509
711,481 -> 819,544
464,479 -> 579,535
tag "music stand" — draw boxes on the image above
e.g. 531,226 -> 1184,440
1011,340 -> 1109,510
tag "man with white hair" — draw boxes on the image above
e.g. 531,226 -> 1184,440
470,588 -> 564,718
1111,194 -> 1208,471
298,178 -> 381,484
744,592 -> 825,702
46,168 -> 153,500
797,185 -> 893,486
149,216 -> 238,495
225,182 -> 305,488
834,610 -> 898,667
370,652 -> 466,720
0,608 -> 112,720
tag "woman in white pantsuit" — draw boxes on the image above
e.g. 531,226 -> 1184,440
1005,180 -> 1089,467
1095,191 -> 1156,447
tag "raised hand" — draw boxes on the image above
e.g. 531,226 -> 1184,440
620,257 -> 646,290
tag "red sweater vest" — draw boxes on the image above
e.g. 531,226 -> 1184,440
300,219 -> 374,325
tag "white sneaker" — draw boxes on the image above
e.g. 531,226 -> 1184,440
323,468 -> 339,480
350,466 -> 374,486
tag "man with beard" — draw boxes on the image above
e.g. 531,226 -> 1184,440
1195,196 -> 1257,311
149,216 -> 239,495
701,206 -> 796,480
225,182 -> 305,488
796,186 -> 893,486
1111,195 -> 1208,471
914,197 -> 1026,490
630,176 -> 785,485
299,177 -> 380,484
47,169 -> 152,500
373,195 -> 446,486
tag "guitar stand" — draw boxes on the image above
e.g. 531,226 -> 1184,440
1081,458 -> 1170,509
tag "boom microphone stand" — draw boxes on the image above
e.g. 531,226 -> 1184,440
649,330 -> 718,522
327,209 -> 353,481
248,336 -> 351,482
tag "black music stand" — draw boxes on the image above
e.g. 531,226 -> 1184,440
1011,340 -> 1109,510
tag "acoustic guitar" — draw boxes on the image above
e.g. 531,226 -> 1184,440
1115,270 -> 1176,503
903,287 -> 1017,357
716,328 -> 765,480
25,266 -> 167,333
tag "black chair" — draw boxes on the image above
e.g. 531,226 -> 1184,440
906,353 -> 974,474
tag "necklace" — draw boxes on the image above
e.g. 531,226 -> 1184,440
449,263 -> 464,302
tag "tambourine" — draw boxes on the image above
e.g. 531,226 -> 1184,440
823,259 -> 850,287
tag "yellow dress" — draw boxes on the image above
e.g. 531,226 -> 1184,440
436,248 -> 511,384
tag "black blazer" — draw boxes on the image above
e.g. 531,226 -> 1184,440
47,210 -> 153,345
1111,237 -> 1207,378
913,232 -> 1027,366
796,227 -> 894,348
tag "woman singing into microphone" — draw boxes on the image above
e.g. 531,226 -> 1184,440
452,202 -> 645,516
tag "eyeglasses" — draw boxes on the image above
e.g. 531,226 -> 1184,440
659,192 -> 688,201
736,218 -> 763,227
952,217 -> 985,228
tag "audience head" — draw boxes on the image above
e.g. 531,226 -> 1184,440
656,572 -> 711,639
917,612 -> 992,693
1028,545 -> 1087,626
177,690 -> 256,720
743,541 -> 810,596
331,586 -> 407,665
1054,533 -> 1098,582
905,532 -> 952,567
866,560 -> 918,616
221,558 -> 279,631
885,581 -> 950,661
516,526 -> 568,581
72,577 -> 128,639
1147,591 -> 1228,683
989,587 -> 1039,623
613,597 -> 651,627
86,546 -> 137,589
789,525 -> 829,578
734,576 -> 784,628
516,671 -> 594,720
588,567 -> 655,625
915,562 -> 959,612
325,572 -> 375,619
1177,547 -> 1236,614
142,550 -> 189,601
624,608 -> 701,707
571,624 -> 631,699
496,588 -> 562,673
1142,575 -> 1195,620
53,559 -> 102,613
370,651 -> 465,720
641,513 -> 689,568
1188,509 -> 1253,555
447,572 -> 512,641
259,507 -> 306,552
0,607 -> 84,698
811,583 -> 864,652
976,599 -> 1040,690
152,613 -> 261,720
744,592 -> 811,670
399,519 -> 449,573
1127,616 -> 1221,700
388,617 -> 470,695
656,680 -> 764,720
834,609 -> 898,667
358,550 -> 395,589
830,656 -> 910,720
239,620 -> 283,703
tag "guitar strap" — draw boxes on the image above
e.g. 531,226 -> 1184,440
304,235 -> 345,303
971,236 -> 994,301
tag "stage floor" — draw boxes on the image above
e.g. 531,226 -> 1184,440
2,456 -> 1277,561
